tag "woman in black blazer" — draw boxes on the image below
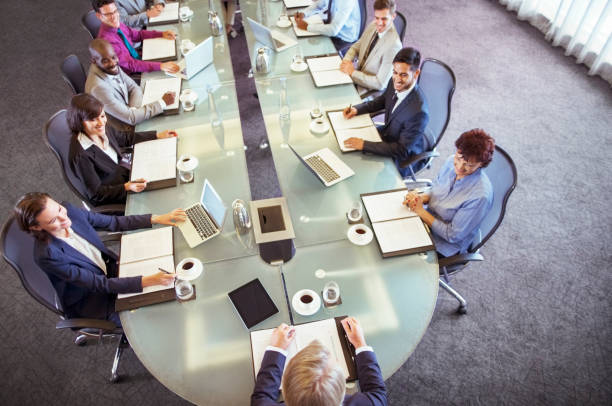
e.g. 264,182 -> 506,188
67,93 -> 177,206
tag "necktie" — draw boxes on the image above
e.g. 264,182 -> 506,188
117,28 -> 140,59
386,93 -> 398,124
359,33 -> 379,70
323,0 -> 334,24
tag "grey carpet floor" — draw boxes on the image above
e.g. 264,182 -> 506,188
0,0 -> 611,405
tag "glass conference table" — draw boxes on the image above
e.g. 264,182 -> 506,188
124,4 -> 439,405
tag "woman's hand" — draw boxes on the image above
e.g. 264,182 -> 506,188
157,129 -> 178,139
125,179 -> 147,192
142,271 -> 175,288
404,191 -> 424,212
151,209 -> 187,226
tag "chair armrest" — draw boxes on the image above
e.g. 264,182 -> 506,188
93,204 -> 125,215
369,109 -> 385,118
438,252 -> 484,268
100,232 -> 122,243
399,151 -> 441,169
56,318 -> 118,331
360,89 -> 383,100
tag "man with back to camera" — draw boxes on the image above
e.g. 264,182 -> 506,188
115,0 -> 165,28
251,316 -> 387,406
340,0 -> 402,96
93,0 -> 180,75
343,47 -> 429,178
85,38 -> 175,128
294,0 -> 361,51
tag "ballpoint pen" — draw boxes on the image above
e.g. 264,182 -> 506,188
158,267 -> 171,274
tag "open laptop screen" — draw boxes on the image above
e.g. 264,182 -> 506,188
201,180 -> 227,226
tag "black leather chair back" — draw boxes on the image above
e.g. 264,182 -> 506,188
417,58 -> 456,151
60,55 -> 87,95
394,11 -> 407,42
358,0 -> 368,37
82,10 -> 101,39
43,110 -> 91,203
1,216 -> 64,316
470,146 -> 517,252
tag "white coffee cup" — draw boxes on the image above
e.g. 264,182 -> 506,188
179,6 -> 193,22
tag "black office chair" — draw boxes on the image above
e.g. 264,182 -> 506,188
0,216 -> 128,383
60,55 -> 87,95
438,146 -> 518,314
82,10 -> 101,39
394,11 -> 407,42
42,110 -> 125,214
399,58 -> 456,185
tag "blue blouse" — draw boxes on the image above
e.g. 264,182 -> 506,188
428,155 -> 493,256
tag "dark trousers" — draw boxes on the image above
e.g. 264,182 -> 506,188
331,36 -> 354,54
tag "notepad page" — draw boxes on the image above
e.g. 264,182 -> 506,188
142,77 -> 181,109
290,15 -> 323,37
294,319 -> 350,379
142,37 -> 176,61
371,217 -> 432,254
117,255 -> 175,299
312,69 -> 353,87
148,2 -> 179,23
284,0 -> 312,8
130,137 -> 177,183
362,190 -> 417,223
335,126 -> 382,152
251,328 -> 299,379
119,226 -> 174,265
307,55 -> 342,72
327,111 -> 374,130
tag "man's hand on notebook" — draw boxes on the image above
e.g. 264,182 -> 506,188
125,179 -> 147,192
340,60 -> 355,75
341,317 -> 367,349
342,106 -> 358,119
146,4 -> 163,18
161,92 -> 176,106
162,30 -> 177,40
344,137 -> 364,150
160,62 -> 180,73
152,209 -> 187,226
270,323 -> 296,350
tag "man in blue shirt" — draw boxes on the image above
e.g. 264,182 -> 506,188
404,129 -> 494,257
294,0 -> 361,51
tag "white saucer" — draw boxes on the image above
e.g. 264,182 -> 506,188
290,61 -> 308,72
276,19 -> 292,28
309,119 -> 330,135
175,257 -> 203,281
292,289 -> 321,316
347,224 -> 373,246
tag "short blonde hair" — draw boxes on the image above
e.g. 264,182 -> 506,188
282,340 -> 346,406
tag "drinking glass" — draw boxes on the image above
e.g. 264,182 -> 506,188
347,200 -> 363,222
175,278 -> 194,301
322,281 -> 340,306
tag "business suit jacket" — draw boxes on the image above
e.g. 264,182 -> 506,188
343,22 -> 402,94
116,0 -> 165,28
69,126 -> 156,206
251,350 -> 387,406
85,64 -> 163,126
34,203 -> 151,320
355,80 -> 429,177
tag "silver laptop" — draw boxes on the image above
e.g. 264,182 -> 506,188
247,17 -> 297,52
173,37 -> 214,80
288,145 -> 355,187
178,179 -> 228,248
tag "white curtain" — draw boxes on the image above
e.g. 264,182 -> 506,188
499,0 -> 612,85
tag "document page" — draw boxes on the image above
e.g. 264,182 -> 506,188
130,137 -> 177,183
117,254 -> 175,299
335,127 -> 382,152
119,226 -> 174,264
250,328 -> 298,380
362,190 -> 416,223
283,0 -> 312,8
371,217 -> 433,254
148,2 -> 179,24
311,69 -> 352,87
142,77 -> 181,109
290,14 -> 323,37
142,37 -> 176,61
307,55 -> 342,72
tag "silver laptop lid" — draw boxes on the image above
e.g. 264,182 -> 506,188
247,17 -> 277,50
185,36 -> 214,79
200,179 -> 227,228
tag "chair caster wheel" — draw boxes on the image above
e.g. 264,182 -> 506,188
457,305 -> 467,315
74,335 -> 88,346
109,373 -> 121,383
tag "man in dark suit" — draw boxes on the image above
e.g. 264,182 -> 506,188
14,192 -> 185,325
251,317 -> 387,406
343,47 -> 429,177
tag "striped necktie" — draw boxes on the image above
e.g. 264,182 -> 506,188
359,33 -> 379,70
117,28 -> 140,59
323,0 -> 334,24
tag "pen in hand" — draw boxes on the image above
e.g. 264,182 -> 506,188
158,267 -> 170,274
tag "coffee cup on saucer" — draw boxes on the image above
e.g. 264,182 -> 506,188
309,117 -> 330,135
179,6 -> 194,22
175,257 -> 203,281
347,224 -> 373,246
292,289 -> 321,316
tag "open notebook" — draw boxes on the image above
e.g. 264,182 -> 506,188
361,189 -> 435,257
250,317 -> 357,386
326,110 -> 382,152
142,37 -> 177,62
146,2 -> 179,26
306,54 -> 353,87
141,76 -> 181,115
290,14 -> 323,37
130,137 -> 177,191
115,227 -> 176,311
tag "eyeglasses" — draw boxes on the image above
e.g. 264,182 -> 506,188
100,9 -> 119,17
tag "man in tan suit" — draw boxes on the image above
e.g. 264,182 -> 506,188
340,0 -> 402,95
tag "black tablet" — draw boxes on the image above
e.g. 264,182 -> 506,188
228,278 -> 279,329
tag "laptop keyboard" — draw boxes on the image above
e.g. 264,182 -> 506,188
305,155 -> 340,183
186,205 -> 217,240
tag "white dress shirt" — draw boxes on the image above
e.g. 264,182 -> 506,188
391,80 -> 417,113
78,132 -> 119,164
58,228 -> 107,274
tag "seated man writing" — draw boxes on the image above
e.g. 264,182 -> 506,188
343,47 -> 429,178
93,0 -> 179,75
404,129 -> 495,257
251,317 -> 387,406
14,192 -> 185,326
294,0 -> 361,51
340,0 -> 402,95
115,0 -> 165,29
85,39 -> 175,128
